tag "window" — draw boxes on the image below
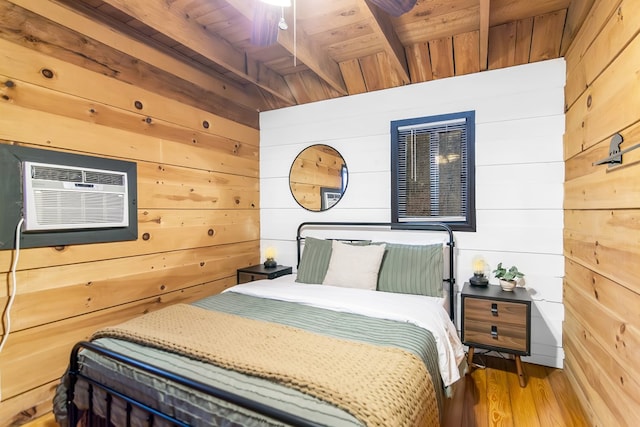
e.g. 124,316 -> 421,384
391,111 -> 476,232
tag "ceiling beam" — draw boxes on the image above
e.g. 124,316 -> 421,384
479,0 -> 490,71
226,0 -> 348,96
13,0 -> 264,113
277,10 -> 348,95
100,0 -> 296,105
362,0 -> 411,84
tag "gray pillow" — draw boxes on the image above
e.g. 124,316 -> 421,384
295,238 -> 371,284
376,243 -> 444,297
322,240 -> 386,290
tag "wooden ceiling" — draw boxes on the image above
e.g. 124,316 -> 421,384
53,0 -> 591,122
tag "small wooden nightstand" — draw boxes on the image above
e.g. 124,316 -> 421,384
236,264 -> 292,284
461,282 -> 532,387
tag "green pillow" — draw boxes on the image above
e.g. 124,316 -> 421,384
376,243 -> 444,297
295,237 -> 333,284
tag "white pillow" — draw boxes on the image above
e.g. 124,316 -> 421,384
322,240 -> 386,290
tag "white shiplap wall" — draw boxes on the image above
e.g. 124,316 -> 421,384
259,59 -> 566,368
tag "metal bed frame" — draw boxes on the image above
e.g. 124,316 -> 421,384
296,222 -> 456,319
66,221 -> 456,426
67,341 -> 324,427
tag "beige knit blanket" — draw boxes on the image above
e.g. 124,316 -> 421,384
92,304 -> 439,427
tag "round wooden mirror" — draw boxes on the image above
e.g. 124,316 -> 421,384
289,145 -> 348,211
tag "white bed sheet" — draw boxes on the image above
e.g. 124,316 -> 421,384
225,276 -> 465,387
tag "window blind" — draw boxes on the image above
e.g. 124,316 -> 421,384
396,117 -> 468,223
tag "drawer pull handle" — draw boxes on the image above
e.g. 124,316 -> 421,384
491,325 -> 498,339
491,303 -> 498,316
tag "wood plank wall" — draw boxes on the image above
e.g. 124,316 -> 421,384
563,0 -> 640,425
0,1 -> 260,424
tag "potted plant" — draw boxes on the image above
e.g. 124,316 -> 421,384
493,262 -> 525,291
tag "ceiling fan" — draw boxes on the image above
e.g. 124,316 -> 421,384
251,0 -> 418,46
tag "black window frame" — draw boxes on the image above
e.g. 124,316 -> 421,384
391,110 -> 476,232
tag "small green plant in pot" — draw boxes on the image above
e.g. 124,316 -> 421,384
493,262 -> 525,291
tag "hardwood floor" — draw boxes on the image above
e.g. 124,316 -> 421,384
21,412 -> 57,427
443,354 -> 590,427
25,354 -> 589,427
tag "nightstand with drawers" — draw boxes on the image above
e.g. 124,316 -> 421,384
236,264 -> 292,284
461,282 -> 532,387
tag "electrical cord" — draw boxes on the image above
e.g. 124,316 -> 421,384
0,217 -> 24,353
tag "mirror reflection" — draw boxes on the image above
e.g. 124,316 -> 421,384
289,144 -> 348,212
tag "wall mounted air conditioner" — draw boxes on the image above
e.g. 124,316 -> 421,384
23,161 -> 129,232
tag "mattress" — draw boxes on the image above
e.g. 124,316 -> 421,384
230,276 -> 463,387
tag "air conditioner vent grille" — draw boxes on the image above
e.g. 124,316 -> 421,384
85,171 -> 124,186
32,166 -> 83,182
34,191 -> 125,225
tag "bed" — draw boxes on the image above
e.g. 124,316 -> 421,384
54,222 -> 465,427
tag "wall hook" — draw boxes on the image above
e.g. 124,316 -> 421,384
592,133 -> 623,166
592,133 -> 640,168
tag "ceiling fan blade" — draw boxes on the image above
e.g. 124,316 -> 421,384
367,0 -> 418,17
251,2 -> 280,46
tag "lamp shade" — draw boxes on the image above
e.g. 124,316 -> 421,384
260,0 -> 291,6
264,247 -> 277,260
472,256 -> 485,274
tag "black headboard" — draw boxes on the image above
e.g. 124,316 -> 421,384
296,222 -> 456,320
